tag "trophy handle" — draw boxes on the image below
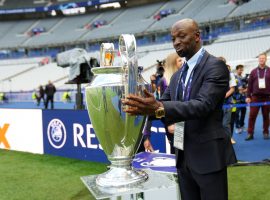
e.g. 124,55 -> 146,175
119,34 -> 138,96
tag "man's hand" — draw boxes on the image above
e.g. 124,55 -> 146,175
246,97 -> 251,103
144,138 -> 154,152
121,89 -> 163,116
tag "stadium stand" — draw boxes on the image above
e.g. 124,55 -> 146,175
229,0 -> 270,17
0,0 -> 47,9
0,20 -> 36,48
25,14 -> 94,46
0,0 -> 270,94
214,28 -> 270,43
193,0 -> 237,23
0,0 -> 268,49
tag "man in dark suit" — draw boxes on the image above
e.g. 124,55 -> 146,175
122,18 -> 237,200
45,80 -> 56,109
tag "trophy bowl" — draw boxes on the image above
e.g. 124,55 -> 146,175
85,34 -> 148,192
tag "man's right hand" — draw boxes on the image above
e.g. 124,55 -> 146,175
121,89 -> 163,116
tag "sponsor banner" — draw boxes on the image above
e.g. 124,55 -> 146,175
133,152 -> 176,174
42,110 -> 168,163
0,109 -> 43,154
42,110 -> 108,163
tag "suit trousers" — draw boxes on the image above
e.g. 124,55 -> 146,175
247,96 -> 270,135
45,95 -> 54,109
177,166 -> 228,200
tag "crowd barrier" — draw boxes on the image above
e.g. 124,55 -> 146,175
223,101 -> 270,109
0,109 -> 167,163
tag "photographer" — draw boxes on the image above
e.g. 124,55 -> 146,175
234,64 -> 248,134
141,60 -> 165,152
150,60 -> 165,99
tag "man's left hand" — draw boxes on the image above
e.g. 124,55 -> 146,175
121,89 -> 163,116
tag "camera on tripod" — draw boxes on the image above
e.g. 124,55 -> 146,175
56,48 -> 99,84
56,48 -> 99,109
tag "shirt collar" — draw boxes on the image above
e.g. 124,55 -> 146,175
186,47 -> 204,69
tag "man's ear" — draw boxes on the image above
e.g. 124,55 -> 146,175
195,31 -> 201,43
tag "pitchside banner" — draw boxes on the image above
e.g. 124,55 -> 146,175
42,110 -> 108,163
42,110 -> 167,163
0,109 -> 43,154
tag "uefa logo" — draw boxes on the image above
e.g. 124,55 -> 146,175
47,119 -> 67,149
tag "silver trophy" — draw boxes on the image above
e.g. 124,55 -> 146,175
85,34 -> 148,193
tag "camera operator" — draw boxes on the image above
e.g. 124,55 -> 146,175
233,64 -> 248,134
150,60 -> 165,99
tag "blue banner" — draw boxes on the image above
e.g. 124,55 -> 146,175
42,109 -> 108,163
42,110 -> 168,163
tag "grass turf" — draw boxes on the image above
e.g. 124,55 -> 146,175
0,149 -> 270,200
0,149 -> 107,200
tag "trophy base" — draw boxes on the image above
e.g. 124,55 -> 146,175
96,167 -> 148,188
81,169 -> 179,199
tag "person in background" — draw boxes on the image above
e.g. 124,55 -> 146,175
246,53 -> 270,140
32,89 -> 38,104
45,80 -> 56,109
37,85 -> 45,107
144,52 -> 183,154
219,57 -> 237,144
139,60 -> 165,153
62,90 -> 71,103
234,64 -> 247,134
150,60 -> 165,99
0,92 -> 7,104
123,18 -> 236,200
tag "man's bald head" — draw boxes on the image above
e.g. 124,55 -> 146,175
171,18 -> 201,60
172,19 -> 200,34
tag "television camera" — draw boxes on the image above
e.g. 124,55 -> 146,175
56,48 -> 99,109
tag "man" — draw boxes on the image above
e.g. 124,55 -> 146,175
221,62 -> 236,144
37,85 -> 45,106
246,53 -> 270,140
45,80 -> 56,109
122,18 -> 236,200
234,64 -> 247,134
150,60 -> 165,99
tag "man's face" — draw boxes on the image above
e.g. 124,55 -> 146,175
171,23 -> 200,60
259,54 -> 267,66
237,68 -> 243,76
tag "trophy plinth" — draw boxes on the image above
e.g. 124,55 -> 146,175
85,34 -> 148,193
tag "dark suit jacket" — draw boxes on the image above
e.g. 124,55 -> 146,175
161,51 -> 237,174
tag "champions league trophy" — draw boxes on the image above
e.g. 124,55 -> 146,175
84,34 -> 148,195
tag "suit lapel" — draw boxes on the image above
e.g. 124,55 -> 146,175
174,51 -> 209,101
174,68 -> 183,101
190,51 -> 209,95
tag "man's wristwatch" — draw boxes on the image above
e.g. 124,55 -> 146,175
155,106 -> 165,119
